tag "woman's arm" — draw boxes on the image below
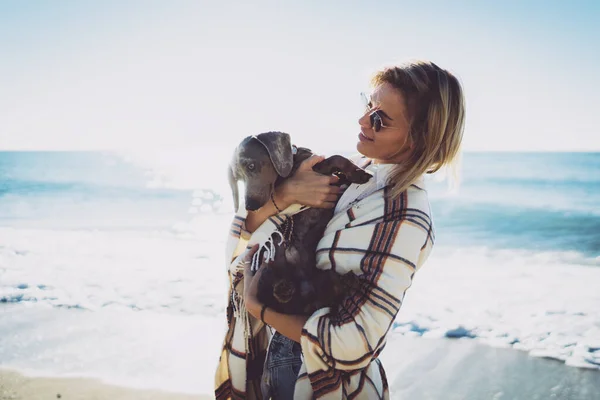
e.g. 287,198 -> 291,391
245,294 -> 307,343
244,188 -> 290,233
242,248 -> 306,341
244,155 -> 342,233
243,194 -> 433,371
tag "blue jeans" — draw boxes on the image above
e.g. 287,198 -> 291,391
261,331 -> 302,399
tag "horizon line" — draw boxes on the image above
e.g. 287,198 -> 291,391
1,148 -> 599,154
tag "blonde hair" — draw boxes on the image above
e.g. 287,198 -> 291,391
371,60 -> 466,198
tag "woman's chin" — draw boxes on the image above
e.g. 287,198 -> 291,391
356,141 -> 371,157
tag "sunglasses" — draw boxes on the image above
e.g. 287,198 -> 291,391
360,92 -> 400,133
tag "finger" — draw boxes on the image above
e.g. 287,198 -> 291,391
254,263 -> 268,276
329,175 -> 340,184
317,185 -> 340,196
243,244 -> 260,263
300,155 -> 326,171
315,176 -> 331,186
324,194 -> 338,202
320,201 -> 336,209
310,195 -> 336,208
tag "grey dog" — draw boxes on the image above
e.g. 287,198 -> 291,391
228,131 -> 372,315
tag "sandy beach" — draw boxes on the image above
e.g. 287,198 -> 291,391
2,336 -> 599,400
381,335 -> 600,400
0,369 -> 211,400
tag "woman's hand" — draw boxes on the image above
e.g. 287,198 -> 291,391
245,155 -> 346,233
276,155 -> 343,209
242,244 -> 264,317
241,243 -> 309,341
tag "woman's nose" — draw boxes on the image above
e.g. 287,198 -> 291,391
358,112 -> 371,128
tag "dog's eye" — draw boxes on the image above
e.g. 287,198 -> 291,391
247,163 -> 255,171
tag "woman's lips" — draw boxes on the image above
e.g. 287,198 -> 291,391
359,132 -> 374,142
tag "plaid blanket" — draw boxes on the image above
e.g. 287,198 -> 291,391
215,163 -> 434,399
215,204 -> 307,400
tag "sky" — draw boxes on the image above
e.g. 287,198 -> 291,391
0,0 -> 599,152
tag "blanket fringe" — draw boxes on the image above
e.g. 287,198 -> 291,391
251,230 -> 284,272
231,230 -> 284,355
231,288 -> 252,353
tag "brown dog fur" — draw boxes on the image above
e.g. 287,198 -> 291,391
229,132 -> 372,315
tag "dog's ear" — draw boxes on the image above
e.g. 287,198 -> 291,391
255,131 -> 293,178
228,163 -> 239,212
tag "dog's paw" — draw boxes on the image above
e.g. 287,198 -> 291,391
273,279 -> 295,304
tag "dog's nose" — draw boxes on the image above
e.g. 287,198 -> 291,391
245,199 -> 260,211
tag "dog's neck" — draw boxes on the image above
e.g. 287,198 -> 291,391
291,146 -> 313,167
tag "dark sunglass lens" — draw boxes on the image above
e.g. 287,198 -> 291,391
371,112 -> 382,132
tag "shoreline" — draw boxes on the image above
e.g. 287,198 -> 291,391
2,336 -> 599,400
381,335 -> 600,400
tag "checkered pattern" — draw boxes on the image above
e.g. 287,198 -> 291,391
215,164 -> 433,400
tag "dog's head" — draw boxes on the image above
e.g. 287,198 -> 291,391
228,131 -> 294,212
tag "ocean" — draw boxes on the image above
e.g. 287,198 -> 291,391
0,149 -> 599,393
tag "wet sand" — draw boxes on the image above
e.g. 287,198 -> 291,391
2,335 -> 599,400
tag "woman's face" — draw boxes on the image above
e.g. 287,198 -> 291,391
356,82 -> 412,164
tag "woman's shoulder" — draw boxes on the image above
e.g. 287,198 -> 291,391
380,179 -> 432,223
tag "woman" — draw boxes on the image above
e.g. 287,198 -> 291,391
215,60 -> 465,399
